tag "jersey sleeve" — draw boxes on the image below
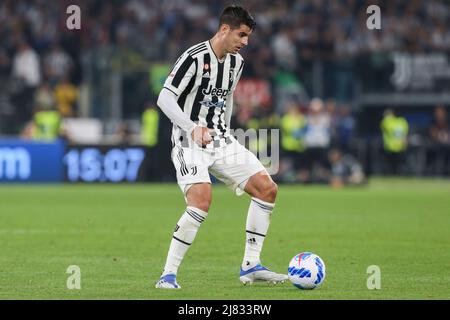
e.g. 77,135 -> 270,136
231,58 -> 244,92
163,53 -> 197,97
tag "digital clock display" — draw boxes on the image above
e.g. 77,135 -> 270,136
64,146 -> 146,183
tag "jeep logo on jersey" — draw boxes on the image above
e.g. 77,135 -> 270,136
202,85 -> 229,98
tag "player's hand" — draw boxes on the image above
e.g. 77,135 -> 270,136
191,126 -> 212,147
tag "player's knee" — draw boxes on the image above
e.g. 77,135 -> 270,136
186,184 -> 212,212
266,181 -> 278,202
195,199 -> 211,213
258,181 -> 278,203
188,194 -> 212,212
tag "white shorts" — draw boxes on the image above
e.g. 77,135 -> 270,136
171,136 -> 267,196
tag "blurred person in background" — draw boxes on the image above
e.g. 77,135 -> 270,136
54,75 -> 78,117
428,105 -> 450,175
303,98 -> 331,182
43,42 -> 73,85
334,104 -> 356,153
380,109 -> 409,175
279,102 -> 308,183
11,38 -> 41,127
21,104 -> 65,142
34,82 -> 55,112
141,104 -> 160,148
0,48 -> 13,133
141,103 -> 161,181
116,121 -> 133,146
327,148 -> 365,189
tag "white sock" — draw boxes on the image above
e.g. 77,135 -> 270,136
242,197 -> 275,270
162,206 -> 207,276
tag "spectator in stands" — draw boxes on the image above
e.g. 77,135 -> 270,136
116,121 -> 133,146
334,104 -> 356,153
34,82 -> 55,112
271,22 -> 298,71
54,76 -> 78,117
43,43 -> 73,84
327,148 -> 365,188
428,105 -> 450,175
12,38 -> 41,88
11,38 -> 41,126
430,105 -> 450,145
303,98 -> 331,179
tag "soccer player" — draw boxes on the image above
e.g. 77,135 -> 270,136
155,5 -> 288,289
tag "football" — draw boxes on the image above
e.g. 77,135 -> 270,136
288,252 -> 326,289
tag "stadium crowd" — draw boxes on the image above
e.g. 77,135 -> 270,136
0,0 -> 449,183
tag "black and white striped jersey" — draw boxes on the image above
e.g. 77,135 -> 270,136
163,40 -> 244,150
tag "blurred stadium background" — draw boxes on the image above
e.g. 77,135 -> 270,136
0,0 -> 449,184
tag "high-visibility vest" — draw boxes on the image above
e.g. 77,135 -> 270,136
33,110 -> 61,141
381,115 -> 408,152
142,108 -> 159,147
281,113 -> 307,152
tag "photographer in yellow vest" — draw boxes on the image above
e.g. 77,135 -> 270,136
280,104 -> 308,182
380,109 -> 409,175
33,107 -> 62,141
141,104 -> 161,181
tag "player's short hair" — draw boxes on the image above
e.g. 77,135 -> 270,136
219,5 -> 256,31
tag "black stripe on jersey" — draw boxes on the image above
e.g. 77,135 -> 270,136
188,43 -> 206,55
228,55 -> 237,91
217,55 -> 236,135
191,53 -> 211,122
168,54 -> 183,75
189,45 -> 207,57
171,55 -> 195,89
177,59 -> 198,110
236,60 -> 244,79
206,61 -> 224,128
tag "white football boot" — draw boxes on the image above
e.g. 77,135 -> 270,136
155,273 -> 181,289
239,264 -> 288,285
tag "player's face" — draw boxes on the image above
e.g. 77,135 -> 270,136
225,24 -> 252,54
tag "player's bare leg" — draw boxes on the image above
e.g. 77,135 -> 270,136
156,183 -> 211,289
239,171 -> 288,285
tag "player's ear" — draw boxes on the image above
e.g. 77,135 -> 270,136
220,23 -> 231,34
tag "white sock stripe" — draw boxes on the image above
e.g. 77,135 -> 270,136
251,199 -> 274,212
251,197 -> 275,207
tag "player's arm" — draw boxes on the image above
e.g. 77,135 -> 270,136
157,89 -> 212,147
157,88 -> 195,134
157,53 -> 211,146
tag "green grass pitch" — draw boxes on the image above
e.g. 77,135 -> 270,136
0,178 -> 449,299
